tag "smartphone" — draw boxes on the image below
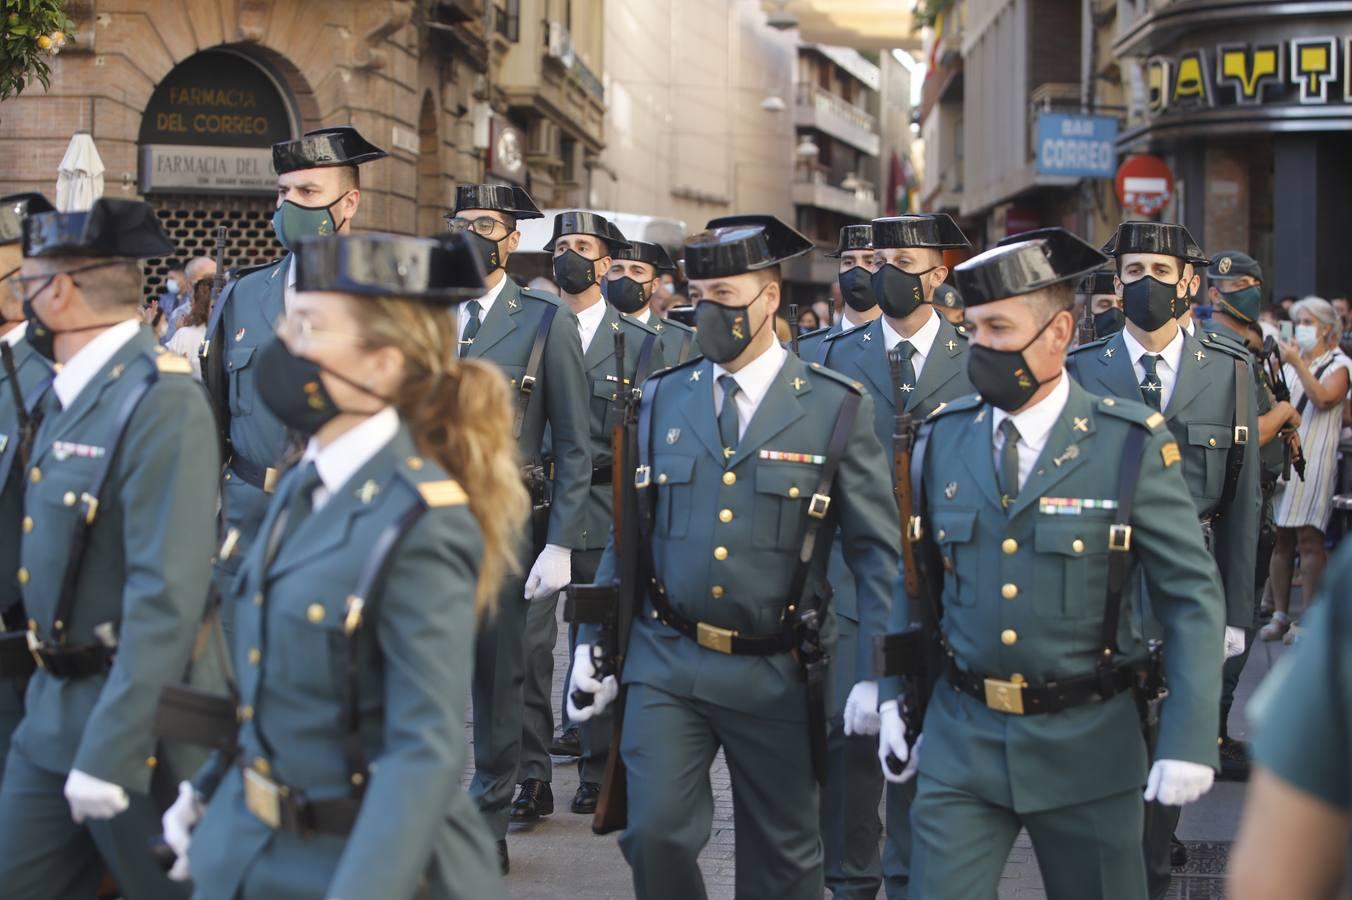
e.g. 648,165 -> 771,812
667,305 -> 697,328
1280,320 -> 1294,342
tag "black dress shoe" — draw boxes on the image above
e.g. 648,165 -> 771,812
510,778 -> 554,821
1218,736 -> 1251,782
1170,835 -> 1189,869
549,728 -> 581,757
497,838 -> 509,875
571,781 -> 601,814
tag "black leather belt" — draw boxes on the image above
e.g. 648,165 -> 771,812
227,455 -> 280,494
590,465 -> 612,486
945,657 -> 1139,716
241,765 -> 361,837
0,632 -> 35,679
647,580 -> 792,656
29,641 -> 114,679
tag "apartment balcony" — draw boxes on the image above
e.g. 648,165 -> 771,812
791,167 -> 879,219
794,83 -> 881,156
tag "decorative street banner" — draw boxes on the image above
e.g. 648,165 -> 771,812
1035,113 -> 1119,178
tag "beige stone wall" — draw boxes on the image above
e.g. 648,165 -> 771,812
0,0 -> 483,235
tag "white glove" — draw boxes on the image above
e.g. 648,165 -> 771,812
161,781 -> 204,882
1144,759 -> 1215,806
1224,626 -> 1246,659
878,700 -> 919,783
64,769 -> 129,823
843,681 -> 881,736
566,644 -> 618,723
524,543 -> 572,601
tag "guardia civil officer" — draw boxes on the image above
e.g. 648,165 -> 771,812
932,284 -> 965,330
201,126 -> 387,600
0,199 -> 218,899
604,238 -> 701,365
1076,268 -> 1124,340
161,231 -> 518,899
1065,221 -> 1259,897
797,224 -> 880,365
0,192 -> 55,786
570,214 -> 900,900
443,185 -> 591,871
817,212 -> 972,900
515,212 -> 663,820
877,228 -> 1224,900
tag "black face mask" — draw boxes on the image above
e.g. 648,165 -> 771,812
603,276 -> 650,315
465,231 -> 503,273
1122,275 -> 1181,332
255,337 -> 389,438
967,313 -> 1059,412
553,249 -> 601,295
838,267 -> 876,313
872,263 -> 936,319
0,265 -> 19,326
694,284 -> 770,364
1093,307 -> 1125,338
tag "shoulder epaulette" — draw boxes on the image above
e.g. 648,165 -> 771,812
828,322 -> 873,344
926,392 -> 982,420
1096,394 -> 1162,429
1198,332 -> 1250,363
797,325 -> 830,343
417,479 -> 468,508
518,287 -> 563,307
648,354 -> 702,383
658,315 -> 694,334
619,313 -> 661,336
230,257 -> 286,281
1068,336 -> 1111,356
804,360 -> 863,394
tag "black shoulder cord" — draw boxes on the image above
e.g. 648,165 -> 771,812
514,304 -> 560,440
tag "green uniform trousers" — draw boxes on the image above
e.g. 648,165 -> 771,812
619,683 -> 824,900
471,564 -> 531,839
911,773 -> 1147,900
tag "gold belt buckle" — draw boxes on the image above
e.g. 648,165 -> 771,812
262,467 -> 280,495
26,629 -> 46,671
983,678 -> 1025,715
243,767 -> 282,829
696,622 -> 736,654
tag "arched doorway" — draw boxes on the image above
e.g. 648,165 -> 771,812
415,91 -> 444,237
136,48 -> 300,296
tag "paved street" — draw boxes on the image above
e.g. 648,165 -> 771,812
471,607 -> 1291,899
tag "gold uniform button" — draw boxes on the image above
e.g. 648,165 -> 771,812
406,456 -> 424,470
788,486 -> 800,498
937,529 -> 947,541
16,568 -> 28,585
247,648 -> 261,665
240,705 -> 254,720
1072,539 -> 1085,554
63,491 -> 76,507
1102,398 -> 1116,407
1001,629 -> 1018,646
718,509 -> 733,523
713,546 -> 729,561
1208,438 -> 1217,447
21,516 -> 33,533
1001,583 -> 1018,600
29,467 -> 41,484
1001,538 -> 1018,555
1010,673 -> 1025,685
722,471 -> 736,486
145,756 -> 157,769
657,473 -> 668,484
306,603 -> 325,624
253,592 -> 264,607
711,585 -> 725,599
254,757 -> 270,776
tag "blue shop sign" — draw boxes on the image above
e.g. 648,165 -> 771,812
1035,113 -> 1118,178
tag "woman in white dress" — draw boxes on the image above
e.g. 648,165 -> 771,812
164,278 -> 210,379
1263,296 -> 1352,640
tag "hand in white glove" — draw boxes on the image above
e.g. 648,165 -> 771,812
566,644 -> 618,723
64,769 -> 129,823
878,701 -> 919,783
161,781 -> 204,882
524,544 -> 572,601
843,681 -> 881,736
1224,626 -> 1246,659
1144,759 -> 1215,806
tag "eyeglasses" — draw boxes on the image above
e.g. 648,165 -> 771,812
445,215 -> 509,238
274,311 -> 362,346
10,261 -> 126,302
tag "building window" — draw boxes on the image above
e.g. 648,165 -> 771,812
494,0 -> 520,42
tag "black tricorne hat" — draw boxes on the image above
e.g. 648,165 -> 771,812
1077,268 -> 1117,296
613,239 -> 675,271
23,198 -> 175,259
871,213 -> 969,250
684,214 -> 813,280
956,227 -> 1108,307
1101,221 -> 1208,266
449,183 -> 543,220
543,210 -> 631,254
0,193 -> 55,246
825,224 -> 873,258
933,283 -> 963,310
272,126 -> 388,175
293,231 -> 485,303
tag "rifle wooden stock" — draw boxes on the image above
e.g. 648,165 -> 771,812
888,351 -> 919,598
1078,297 -> 1097,346
789,303 -> 800,357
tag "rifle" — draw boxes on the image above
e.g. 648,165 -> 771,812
1077,297 -> 1097,347
0,342 -> 40,470
200,227 -> 231,457
1262,336 -> 1306,481
562,330 -> 642,834
210,226 -> 228,302
789,303 -> 800,357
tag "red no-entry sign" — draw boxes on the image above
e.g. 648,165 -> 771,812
1115,155 -> 1174,217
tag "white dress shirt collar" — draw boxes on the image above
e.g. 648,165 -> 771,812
881,307 -> 940,357
712,340 -> 788,439
991,370 -> 1071,488
1,321 -> 28,347
51,319 -> 141,409
634,307 -> 652,324
574,297 -> 607,354
456,274 -> 511,347
300,406 -> 400,510
1122,324 -> 1185,375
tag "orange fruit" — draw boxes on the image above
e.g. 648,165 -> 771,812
37,35 -> 52,49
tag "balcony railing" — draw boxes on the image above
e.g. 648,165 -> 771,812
794,82 -> 881,155
792,165 -> 879,219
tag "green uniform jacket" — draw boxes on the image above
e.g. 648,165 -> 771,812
190,426 -> 500,900
651,314 -> 700,367
589,353 -> 900,708
0,333 -> 52,615
576,307 -> 665,551
1200,319 -> 1285,480
795,323 -> 839,365
17,328 -> 219,793
911,382 -> 1223,814
463,277 -> 591,549
1067,329 -> 1260,627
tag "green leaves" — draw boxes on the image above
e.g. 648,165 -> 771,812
0,0 -> 76,102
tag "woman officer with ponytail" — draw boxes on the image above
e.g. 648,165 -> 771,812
161,231 -> 527,900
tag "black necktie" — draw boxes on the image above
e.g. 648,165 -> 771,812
277,462 -> 322,549
889,342 -> 918,404
460,300 -> 482,354
999,419 -> 1021,508
718,375 -> 741,461
1139,353 -> 1163,410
